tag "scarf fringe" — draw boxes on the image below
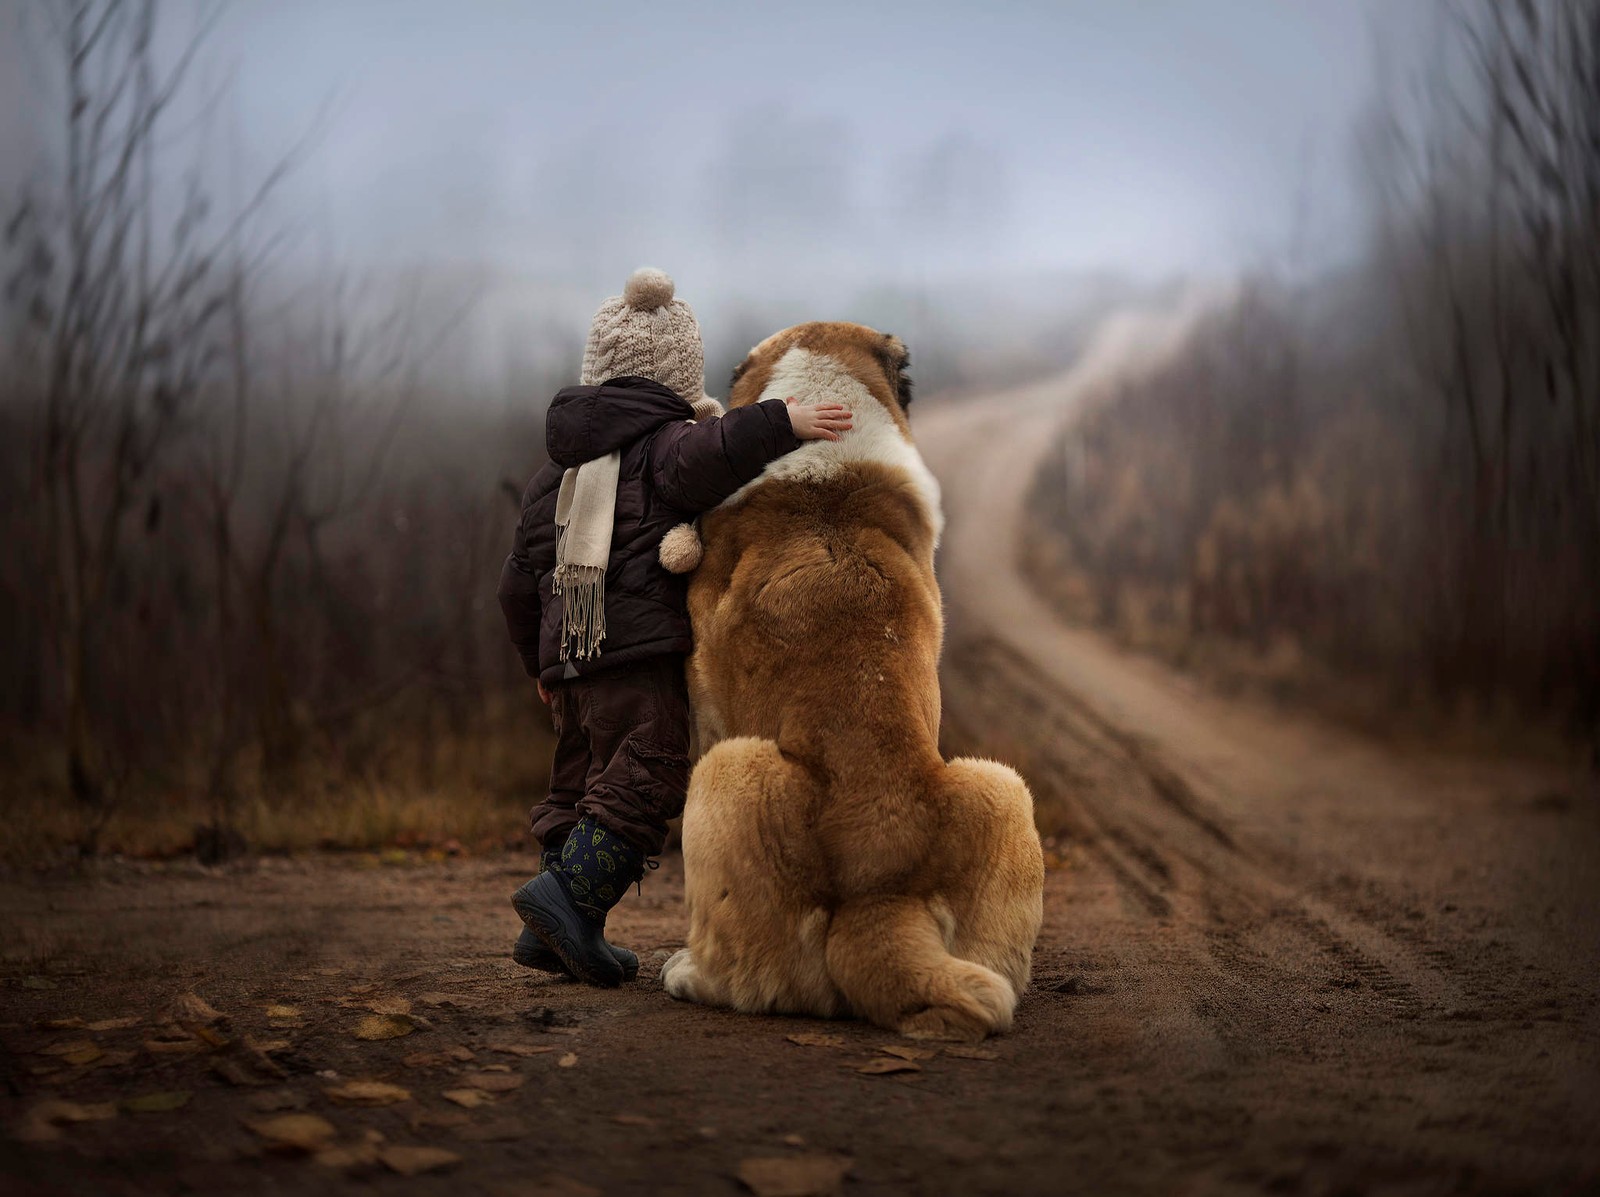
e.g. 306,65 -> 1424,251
552,562 -> 607,661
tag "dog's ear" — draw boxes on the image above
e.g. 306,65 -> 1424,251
728,351 -> 756,401
878,333 -> 913,415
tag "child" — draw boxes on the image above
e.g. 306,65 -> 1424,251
499,268 -> 851,986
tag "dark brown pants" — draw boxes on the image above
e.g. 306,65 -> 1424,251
529,655 -> 692,857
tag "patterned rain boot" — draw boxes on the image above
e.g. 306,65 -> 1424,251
511,816 -> 645,988
513,842 -> 639,980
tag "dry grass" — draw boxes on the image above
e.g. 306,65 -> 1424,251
0,783 -> 541,868
1018,280 -> 1596,758
0,700 -> 556,867
1019,511 -> 1575,763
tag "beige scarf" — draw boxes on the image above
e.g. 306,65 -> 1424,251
552,450 -> 621,661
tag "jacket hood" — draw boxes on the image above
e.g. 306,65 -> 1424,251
545,376 -> 694,468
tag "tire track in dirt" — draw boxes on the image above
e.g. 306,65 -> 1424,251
942,631 -> 1438,1023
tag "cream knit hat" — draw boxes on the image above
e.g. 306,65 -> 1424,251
580,267 -> 707,405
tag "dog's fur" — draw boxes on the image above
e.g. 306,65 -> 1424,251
660,322 -> 1044,1041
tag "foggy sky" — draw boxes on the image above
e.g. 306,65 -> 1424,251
199,3 -> 1411,276
3,1 -> 1430,386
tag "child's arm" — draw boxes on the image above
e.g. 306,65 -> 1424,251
497,470 -> 555,693
498,550 -> 544,684
648,397 -> 852,513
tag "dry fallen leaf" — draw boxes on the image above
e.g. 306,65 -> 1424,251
37,1017 -> 87,1031
30,1100 -> 118,1125
211,1057 -> 266,1087
441,1088 -> 495,1109
123,1090 -> 192,1113
479,1063 -> 513,1073
877,1044 -> 937,1061
143,1026 -> 205,1054
352,1014 -> 415,1041
167,992 -> 224,1026
557,1053 -> 578,1069
264,1004 -> 301,1020
39,1038 -> 92,1056
248,1113 -> 337,1153
736,1155 -> 853,1197
14,1100 -> 117,1143
487,1042 -> 554,1057
41,1039 -> 103,1066
403,1045 -> 474,1067
416,992 -> 481,1009
85,1049 -> 138,1070
313,1142 -> 381,1170
941,1044 -> 999,1060
12,1121 -> 60,1145
364,996 -> 413,1017
192,1024 -> 230,1049
399,1054 -> 444,1069
612,1113 -> 656,1127
785,1032 -> 845,1049
854,1058 -> 921,1076
85,1016 -> 141,1032
324,1080 -> 412,1107
249,1089 -> 309,1113
378,1145 -> 461,1176
241,1041 -> 289,1080
464,1071 -> 526,1092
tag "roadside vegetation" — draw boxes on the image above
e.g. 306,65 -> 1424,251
0,1 -> 557,864
1025,1 -> 1599,755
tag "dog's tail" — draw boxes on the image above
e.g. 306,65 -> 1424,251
821,758 -> 1041,1041
824,893 -> 1018,1041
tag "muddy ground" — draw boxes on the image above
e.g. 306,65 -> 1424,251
5,313 -> 1598,1195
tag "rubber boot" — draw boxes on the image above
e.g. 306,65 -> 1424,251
512,845 -> 639,980
511,816 -> 646,988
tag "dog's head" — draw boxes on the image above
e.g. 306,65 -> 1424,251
728,322 -> 914,431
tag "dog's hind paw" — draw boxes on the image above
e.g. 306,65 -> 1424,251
660,948 -> 696,999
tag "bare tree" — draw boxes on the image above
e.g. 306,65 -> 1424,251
1,0 -> 302,837
7,1 -> 220,824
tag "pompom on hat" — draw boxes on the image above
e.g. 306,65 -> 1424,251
580,267 -> 707,405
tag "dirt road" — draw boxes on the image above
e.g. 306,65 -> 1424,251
919,302 -> 1600,1193
5,305 -> 1598,1196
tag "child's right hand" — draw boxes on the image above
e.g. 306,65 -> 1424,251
784,397 -> 853,442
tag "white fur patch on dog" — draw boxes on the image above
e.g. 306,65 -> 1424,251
722,347 -> 944,545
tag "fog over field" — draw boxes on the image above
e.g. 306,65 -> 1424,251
6,0 -> 1430,392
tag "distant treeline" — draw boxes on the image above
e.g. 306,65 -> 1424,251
1027,0 -> 1599,746
0,0 -> 557,858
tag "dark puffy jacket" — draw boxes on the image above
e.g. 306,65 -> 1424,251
498,376 -> 800,687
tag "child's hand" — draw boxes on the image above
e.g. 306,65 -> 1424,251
537,680 -> 552,706
784,397 -> 854,442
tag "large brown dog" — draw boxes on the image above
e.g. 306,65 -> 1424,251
660,322 -> 1044,1040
